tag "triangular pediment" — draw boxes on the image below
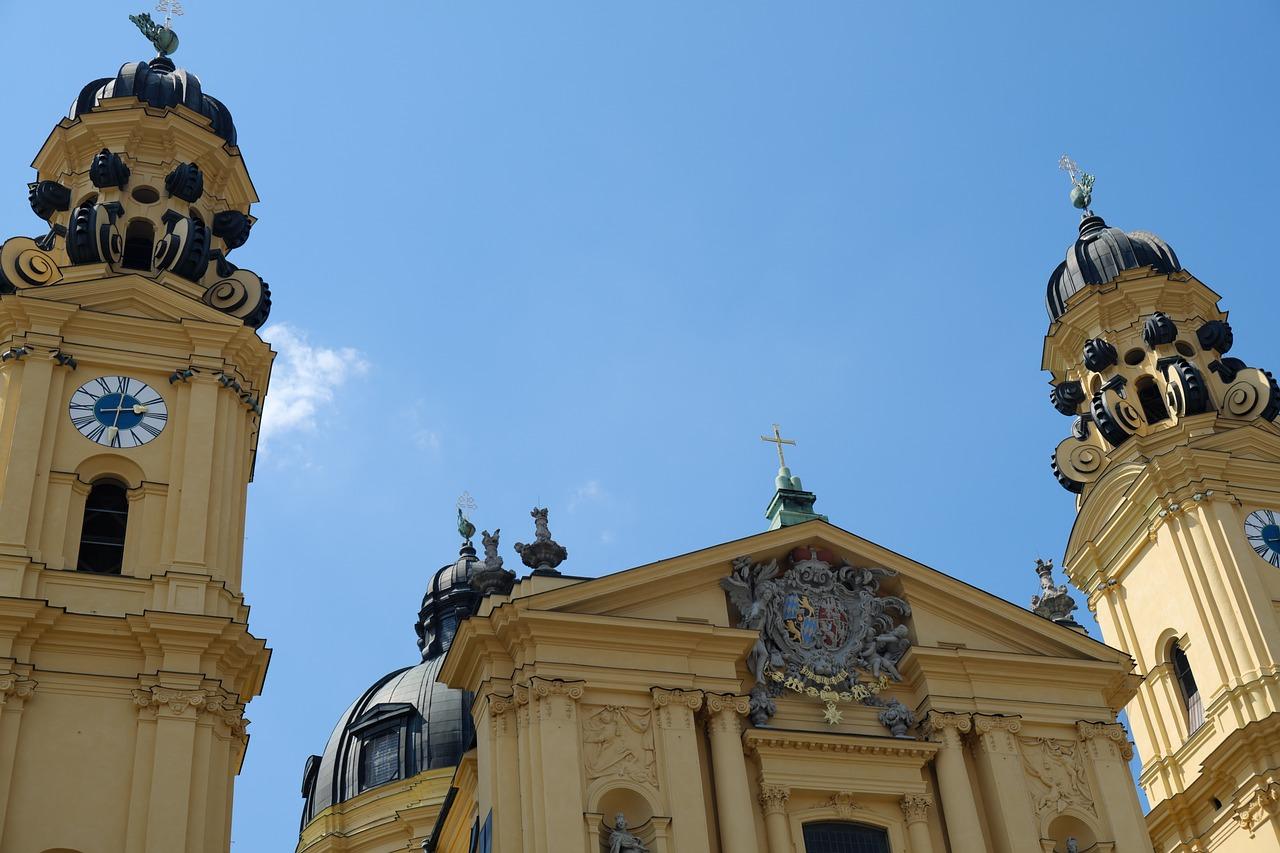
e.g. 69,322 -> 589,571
517,519 -> 1127,666
14,275 -> 234,325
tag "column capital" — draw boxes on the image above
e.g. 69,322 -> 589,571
971,713 -> 1022,755
525,677 -> 585,722
0,672 -> 36,707
900,793 -> 934,825
652,687 -> 703,730
758,784 -> 790,816
705,693 -> 750,737
922,710 -> 972,746
485,690 -> 518,715
132,686 -> 209,720
1076,720 -> 1134,761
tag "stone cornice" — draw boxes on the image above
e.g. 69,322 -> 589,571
745,729 -> 939,761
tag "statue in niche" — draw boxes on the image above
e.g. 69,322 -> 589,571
581,706 -> 657,785
608,813 -> 649,853
1065,839 -> 1079,853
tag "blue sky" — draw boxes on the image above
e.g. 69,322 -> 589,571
3,2 -> 1279,849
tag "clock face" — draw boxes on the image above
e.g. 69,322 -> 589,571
69,376 -> 168,448
1245,509 -> 1280,568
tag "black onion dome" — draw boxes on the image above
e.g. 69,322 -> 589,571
299,545 -> 481,826
70,57 -> 236,145
1046,215 -> 1181,320
298,657 -> 474,826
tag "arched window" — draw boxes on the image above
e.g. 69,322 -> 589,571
76,481 -> 128,574
802,822 -> 890,853
1135,376 -> 1169,424
1171,643 -> 1204,733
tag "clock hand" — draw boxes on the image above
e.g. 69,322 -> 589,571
132,404 -> 148,415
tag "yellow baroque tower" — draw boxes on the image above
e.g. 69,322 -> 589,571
0,34 -> 273,853
1045,211 -> 1280,848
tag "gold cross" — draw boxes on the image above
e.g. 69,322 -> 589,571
760,423 -> 796,468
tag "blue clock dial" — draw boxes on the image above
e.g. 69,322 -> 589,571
68,376 -> 168,448
1244,509 -> 1280,568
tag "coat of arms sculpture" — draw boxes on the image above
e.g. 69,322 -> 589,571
722,546 -> 915,734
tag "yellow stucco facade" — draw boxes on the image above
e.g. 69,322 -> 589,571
0,55 -> 272,853
1,31 -> 1278,853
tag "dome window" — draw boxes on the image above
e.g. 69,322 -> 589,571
349,702 -> 414,794
76,480 -> 129,574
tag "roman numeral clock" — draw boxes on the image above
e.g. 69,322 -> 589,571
68,376 -> 169,448
1245,509 -> 1280,568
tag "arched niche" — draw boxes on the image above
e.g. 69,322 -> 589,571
1044,811 -> 1099,851
588,780 -> 663,853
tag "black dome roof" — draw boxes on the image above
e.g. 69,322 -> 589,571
300,545 -> 482,826
1046,215 -> 1180,320
70,57 -> 236,145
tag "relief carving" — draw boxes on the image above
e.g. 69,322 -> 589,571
758,784 -> 790,815
824,792 -> 864,818
582,705 -> 657,785
1233,778 -> 1280,837
0,673 -> 36,706
1019,736 -> 1095,819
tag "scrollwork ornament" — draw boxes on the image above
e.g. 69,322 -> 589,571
0,673 -> 36,705
89,149 -> 130,189
201,266 -> 271,328
164,162 -> 204,202
154,210 -> 211,281
66,202 -> 123,266
1052,433 -> 1105,493
824,792 -> 863,818
1082,338 -> 1117,372
1142,311 -> 1178,348
0,237 -> 63,291
1197,320 -> 1233,354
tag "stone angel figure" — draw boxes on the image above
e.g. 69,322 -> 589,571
860,624 -> 911,681
481,528 -> 502,571
608,813 -> 649,853
721,555 -> 782,725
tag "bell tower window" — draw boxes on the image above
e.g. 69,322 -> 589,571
121,219 -> 154,271
1135,376 -> 1169,424
76,481 -> 128,574
1171,643 -> 1204,734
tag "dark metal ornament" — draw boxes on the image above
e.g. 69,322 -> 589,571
1196,320 -> 1234,354
212,210 -> 253,250
89,149 -> 130,189
1082,338 -> 1118,372
65,202 -> 124,265
1143,312 -> 1178,348
1050,381 -> 1086,416
27,181 -> 71,220
164,162 -> 204,203
154,210 -> 211,281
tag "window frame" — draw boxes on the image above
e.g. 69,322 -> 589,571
349,703 -> 415,793
76,479 -> 131,574
800,820 -> 892,853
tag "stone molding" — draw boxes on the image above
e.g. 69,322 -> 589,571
1076,720 -> 1134,762
1233,777 -> 1280,837
652,687 -> 703,730
900,793 -> 934,825
758,784 -> 790,816
971,714 -> 1022,755
0,673 -> 36,706
922,710 -> 972,749
485,692 -> 517,737
747,732 -> 936,760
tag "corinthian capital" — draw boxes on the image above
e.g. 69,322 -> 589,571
900,793 -> 934,825
758,784 -> 790,815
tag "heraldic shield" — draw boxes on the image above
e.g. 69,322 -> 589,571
722,545 -> 915,734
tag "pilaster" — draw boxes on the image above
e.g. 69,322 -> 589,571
528,677 -> 586,852
971,714 -> 1039,853
651,687 -> 711,853
1076,721 -> 1153,852
486,691 -> 521,853
0,671 -> 36,839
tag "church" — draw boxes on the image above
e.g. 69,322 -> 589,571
0,12 -> 1278,853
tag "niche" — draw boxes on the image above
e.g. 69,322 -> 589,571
1134,376 -> 1168,425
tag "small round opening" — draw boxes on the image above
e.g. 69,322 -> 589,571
1211,797 -> 1223,811
131,186 -> 160,204
1176,341 -> 1196,357
1124,348 -> 1146,366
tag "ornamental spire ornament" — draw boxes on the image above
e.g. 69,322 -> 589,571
514,507 -> 568,576
1029,558 -> 1084,632
456,492 -> 477,544
130,2 -> 184,57
759,424 -> 827,530
1058,155 -> 1095,216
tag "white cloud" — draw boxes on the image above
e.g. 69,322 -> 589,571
258,323 -> 369,452
568,480 -> 606,512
